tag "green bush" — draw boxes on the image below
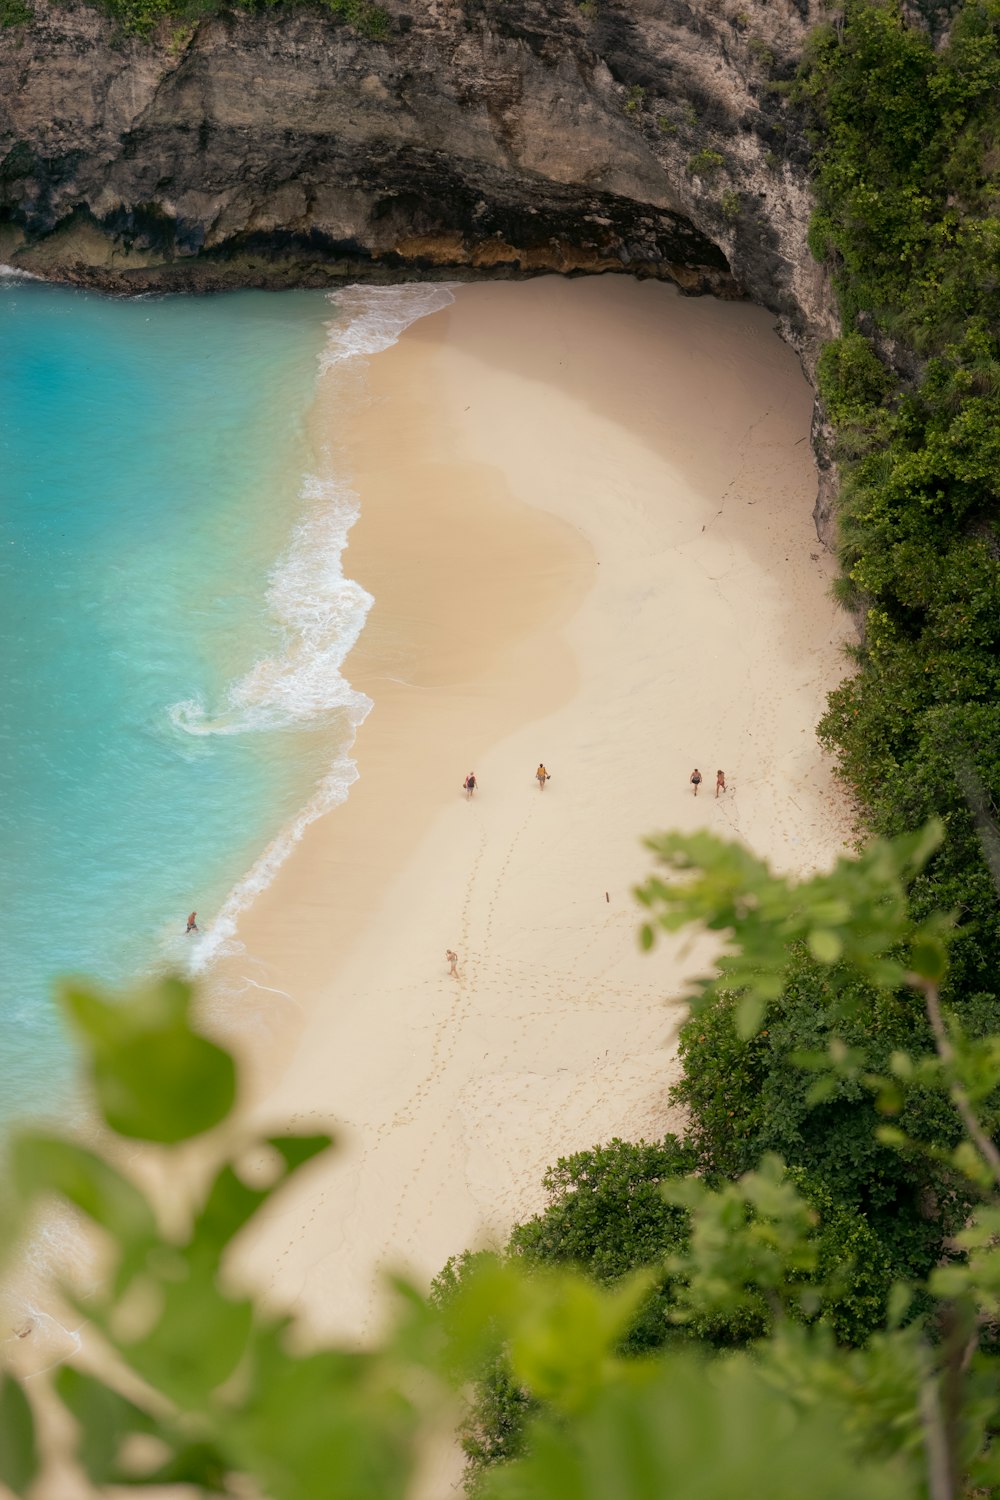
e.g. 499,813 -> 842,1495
5,829 -> 1000,1499
799,0 -> 1000,1039
816,333 -> 895,429
84,0 -> 391,37
720,189 -> 742,220
688,149 -> 725,177
670,958 -> 968,1285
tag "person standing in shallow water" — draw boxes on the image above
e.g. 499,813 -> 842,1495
464,772 -> 477,800
185,911 -> 198,934
690,769 -> 702,796
716,769 -> 726,798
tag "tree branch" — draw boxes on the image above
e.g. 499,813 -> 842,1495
920,980 -> 1000,1195
919,1357 -> 954,1500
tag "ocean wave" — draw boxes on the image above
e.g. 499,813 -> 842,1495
168,284 -> 454,740
168,472 -> 373,737
0,263 -> 42,281
321,282 -> 456,369
169,282 -> 456,971
183,748 -> 362,973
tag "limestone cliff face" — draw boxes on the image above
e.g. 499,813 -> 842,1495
0,0 -> 839,359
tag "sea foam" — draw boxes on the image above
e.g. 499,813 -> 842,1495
320,281 -> 456,368
178,281 -> 456,970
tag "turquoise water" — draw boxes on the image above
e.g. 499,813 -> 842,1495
0,282 -> 355,1125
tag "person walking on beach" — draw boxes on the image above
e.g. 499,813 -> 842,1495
690,769 -> 703,796
446,949 -> 459,977
536,763 -> 550,790
716,769 -> 726,798
185,911 -> 198,934
464,772 -> 477,800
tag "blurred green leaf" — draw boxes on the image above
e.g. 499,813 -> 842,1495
809,929 -> 844,963
190,1133 -> 331,1259
507,1271 -> 652,1414
53,1367 -> 155,1484
230,1329 -> 417,1500
61,978 -> 235,1143
93,1027 -> 235,1143
0,1372 -> 38,1496
635,822 -> 949,1034
480,1354 -> 910,1499
9,1134 -> 157,1246
123,1267 -> 253,1405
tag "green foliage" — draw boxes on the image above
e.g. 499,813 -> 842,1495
5,829 -> 1000,1497
796,0 -> 1000,341
796,1 -> 1000,1153
624,84 -> 646,113
671,965 -> 965,1286
643,825 -> 987,1288
635,821 -> 950,1036
0,1373 -> 37,1493
747,34 -> 776,68
816,332 -> 895,433
508,1138 -> 696,1287
81,0 -> 391,39
444,1121 -> 906,1475
315,0 -> 390,38
687,149 -> 725,177
478,1353 -> 911,1500
0,0 -> 33,23
62,975 -> 235,1141
720,188 -> 741,220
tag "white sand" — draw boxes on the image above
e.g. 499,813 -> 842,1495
210,275 -> 853,1343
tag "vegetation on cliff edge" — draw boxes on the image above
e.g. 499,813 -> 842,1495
0,0 -> 390,38
447,4 -> 1000,1484
5,827 -> 1000,1498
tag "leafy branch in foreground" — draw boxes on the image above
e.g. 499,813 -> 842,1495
3,824 -> 1000,1499
445,821 -> 1000,1495
635,819 -> 951,1035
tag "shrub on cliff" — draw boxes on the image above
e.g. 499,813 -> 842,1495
0,0 -> 33,24
84,0 -> 390,39
3,828 -> 1000,1499
671,957 -> 970,1285
798,0 -> 1000,1042
437,1098 -> 902,1478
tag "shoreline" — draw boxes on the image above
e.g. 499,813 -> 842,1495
213,274 -> 853,1342
205,285 -> 595,1101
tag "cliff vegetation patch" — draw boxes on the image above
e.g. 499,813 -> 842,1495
31,0 -> 392,37
801,0 -> 1000,1014
432,1 -> 1000,1488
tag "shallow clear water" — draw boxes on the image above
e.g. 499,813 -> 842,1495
0,282 -> 345,1123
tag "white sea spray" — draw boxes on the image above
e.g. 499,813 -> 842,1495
171,282 -> 456,969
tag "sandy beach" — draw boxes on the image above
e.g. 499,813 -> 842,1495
213,274 -> 853,1344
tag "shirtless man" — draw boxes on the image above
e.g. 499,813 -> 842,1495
690,769 -> 703,796
185,911 -> 198,934
716,770 -> 726,798
446,949 -> 459,978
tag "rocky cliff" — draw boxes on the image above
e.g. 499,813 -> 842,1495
1,0 -> 839,347
1,0 -> 845,533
